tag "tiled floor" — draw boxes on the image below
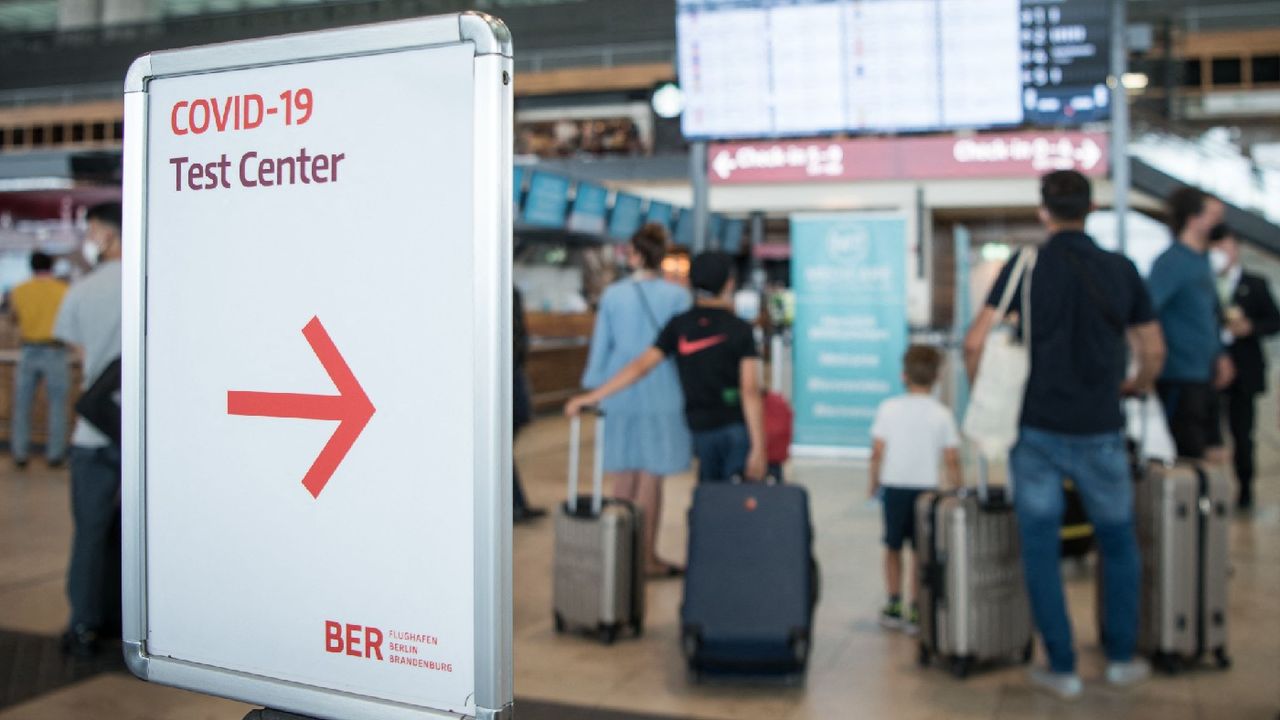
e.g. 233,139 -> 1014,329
1,408 -> 1278,719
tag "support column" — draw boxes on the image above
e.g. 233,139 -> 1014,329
690,141 -> 710,253
1111,0 -> 1131,254
749,210 -> 766,282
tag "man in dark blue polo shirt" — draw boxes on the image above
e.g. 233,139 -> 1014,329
965,171 -> 1166,699
1147,187 -> 1235,460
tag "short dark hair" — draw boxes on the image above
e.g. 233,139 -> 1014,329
903,345 -> 942,387
631,223 -> 669,270
1208,222 -> 1234,244
85,201 -> 122,232
689,251 -> 735,295
1040,170 -> 1092,222
1168,186 -> 1211,237
29,252 -> 54,273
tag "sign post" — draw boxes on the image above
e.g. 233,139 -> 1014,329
121,13 -> 514,720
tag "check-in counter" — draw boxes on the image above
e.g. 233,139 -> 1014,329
525,311 -> 593,413
0,348 -> 82,453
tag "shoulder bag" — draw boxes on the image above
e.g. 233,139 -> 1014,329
962,248 -> 1036,460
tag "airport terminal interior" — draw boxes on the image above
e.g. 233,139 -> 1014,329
2,0 -> 1280,718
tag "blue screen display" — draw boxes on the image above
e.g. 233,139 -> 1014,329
722,218 -> 745,253
608,193 -> 645,242
567,182 -> 609,235
523,171 -> 571,228
646,201 -> 674,231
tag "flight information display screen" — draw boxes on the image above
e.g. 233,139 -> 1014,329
677,0 -> 1110,139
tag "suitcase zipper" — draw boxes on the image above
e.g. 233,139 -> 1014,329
924,493 -> 947,655
1194,468 -> 1208,662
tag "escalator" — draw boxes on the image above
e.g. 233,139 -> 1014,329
1132,156 -> 1280,256
1129,126 -> 1280,257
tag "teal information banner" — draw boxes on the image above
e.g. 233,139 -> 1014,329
791,214 -> 909,452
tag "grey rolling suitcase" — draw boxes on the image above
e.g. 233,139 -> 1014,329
1101,460 -> 1231,673
916,467 -> 1033,679
552,410 -> 644,644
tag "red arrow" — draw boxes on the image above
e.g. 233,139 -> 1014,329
227,316 -> 375,499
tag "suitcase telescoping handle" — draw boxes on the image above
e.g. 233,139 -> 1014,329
568,407 -> 606,516
970,446 -> 1012,507
976,452 -> 992,504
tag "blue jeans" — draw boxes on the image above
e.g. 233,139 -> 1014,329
692,423 -> 750,483
1011,428 -> 1140,674
11,344 -> 69,461
67,445 -> 122,634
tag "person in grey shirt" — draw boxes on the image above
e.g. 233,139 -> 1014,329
53,201 -> 123,658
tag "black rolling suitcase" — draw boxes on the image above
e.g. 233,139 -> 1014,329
680,482 -> 818,683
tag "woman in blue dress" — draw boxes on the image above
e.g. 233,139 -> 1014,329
582,224 -> 692,577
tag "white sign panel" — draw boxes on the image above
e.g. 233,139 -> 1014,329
122,14 -> 514,720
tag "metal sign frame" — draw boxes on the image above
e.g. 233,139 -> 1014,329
120,13 -> 514,720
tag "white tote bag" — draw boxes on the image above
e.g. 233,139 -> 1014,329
963,248 -> 1037,460
1125,394 -> 1177,465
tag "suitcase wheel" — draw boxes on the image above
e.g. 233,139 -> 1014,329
600,625 -> 619,645
1152,652 -> 1181,675
917,643 -> 931,668
553,612 -> 566,634
1021,640 -> 1034,665
790,631 -> 811,665
681,627 -> 702,660
949,656 -> 973,680
630,619 -> 644,638
1213,647 -> 1232,670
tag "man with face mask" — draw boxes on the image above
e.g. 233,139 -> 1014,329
1147,187 -> 1236,461
53,201 -> 124,657
1209,223 -> 1280,511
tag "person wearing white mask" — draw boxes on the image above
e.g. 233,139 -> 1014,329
1209,223 -> 1280,511
53,201 -> 124,658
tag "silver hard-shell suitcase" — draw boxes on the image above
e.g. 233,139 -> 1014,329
916,468 -> 1033,679
1101,460 -> 1231,672
552,410 -> 644,644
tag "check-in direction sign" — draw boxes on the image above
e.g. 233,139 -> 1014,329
227,316 -> 375,499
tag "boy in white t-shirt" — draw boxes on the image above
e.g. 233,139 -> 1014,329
869,345 -> 962,633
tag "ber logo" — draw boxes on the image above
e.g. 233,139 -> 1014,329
227,317 -> 375,498
325,620 -> 453,673
325,620 -> 384,660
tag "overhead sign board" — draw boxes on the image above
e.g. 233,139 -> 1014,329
676,0 -> 1110,139
121,13 -> 514,720
709,130 -> 1108,185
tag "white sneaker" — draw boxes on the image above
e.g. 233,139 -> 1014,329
1029,668 -> 1084,700
1105,658 -> 1151,688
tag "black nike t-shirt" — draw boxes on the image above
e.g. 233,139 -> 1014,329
654,306 -> 759,431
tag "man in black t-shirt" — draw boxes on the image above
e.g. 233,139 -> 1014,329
568,253 -> 766,482
963,171 -> 1166,699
